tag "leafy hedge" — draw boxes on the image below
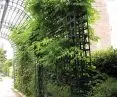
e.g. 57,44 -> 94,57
88,48 -> 117,97
9,0 -> 100,97
13,49 -> 36,97
89,77 -> 117,97
92,48 -> 117,78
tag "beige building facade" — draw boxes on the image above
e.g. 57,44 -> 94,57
91,0 -> 111,50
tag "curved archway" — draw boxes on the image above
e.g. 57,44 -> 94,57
0,1 -> 30,97
0,0 -> 30,40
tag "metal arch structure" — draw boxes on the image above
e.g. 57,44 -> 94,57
0,0 -> 31,91
0,0 -> 30,40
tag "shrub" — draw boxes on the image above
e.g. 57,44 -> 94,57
88,77 -> 117,97
92,48 -> 117,78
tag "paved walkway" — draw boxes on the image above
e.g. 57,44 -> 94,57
0,77 -> 21,97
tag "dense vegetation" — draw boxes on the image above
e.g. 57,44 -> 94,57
0,48 -> 12,76
0,48 -> 6,72
8,0 -> 117,97
10,0 -> 97,97
3,59 -> 12,76
89,48 -> 117,97
0,48 -> 6,73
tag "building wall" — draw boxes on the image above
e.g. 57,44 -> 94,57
91,0 -> 111,50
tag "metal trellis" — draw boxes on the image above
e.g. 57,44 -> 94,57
0,0 -> 30,40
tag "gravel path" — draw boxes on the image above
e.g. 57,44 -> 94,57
0,77 -> 21,97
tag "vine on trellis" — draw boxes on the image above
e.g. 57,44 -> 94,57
10,0 -> 98,97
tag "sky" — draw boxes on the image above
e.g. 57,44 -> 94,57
0,0 -> 117,59
107,0 -> 117,48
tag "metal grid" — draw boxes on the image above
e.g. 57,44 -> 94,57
36,3 -> 91,97
0,0 -> 30,40
65,8 -> 91,97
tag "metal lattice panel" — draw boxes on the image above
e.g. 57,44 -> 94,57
66,9 -> 91,96
0,0 -> 30,40
36,4 -> 91,97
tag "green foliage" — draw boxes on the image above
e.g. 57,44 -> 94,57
89,77 -> 117,97
88,48 -> 117,97
0,49 -> 12,76
45,82 -> 70,97
5,59 -> 12,67
13,48 -> 36,97
24,0 -> 98,41
0,48 -> 6,72
0,48 -> 6,62
9,0 -> 99,97
3,59 -> 12,76
92,48 -> 117,78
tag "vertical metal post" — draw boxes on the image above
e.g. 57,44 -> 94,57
36,64 -> 44,97
0,0 -> 10,31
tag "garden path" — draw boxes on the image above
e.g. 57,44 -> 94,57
0,77 -> 21,97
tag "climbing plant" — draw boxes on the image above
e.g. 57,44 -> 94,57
9,0 -> 99,97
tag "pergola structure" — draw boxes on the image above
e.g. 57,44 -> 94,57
0,1 -> 92,97
0,0 -> 30,40
0,0 -> 30,87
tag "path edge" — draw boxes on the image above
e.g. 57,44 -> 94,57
12,88 -> 27,97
